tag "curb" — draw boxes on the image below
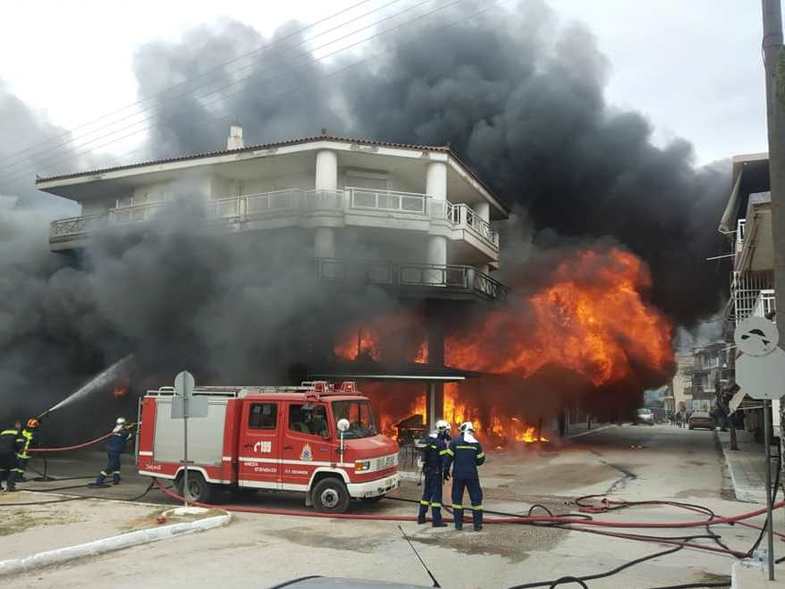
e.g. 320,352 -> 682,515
0,513 -> 231,576
721,446 -> 766,504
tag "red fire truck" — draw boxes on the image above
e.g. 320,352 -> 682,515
136,381 -> 400,512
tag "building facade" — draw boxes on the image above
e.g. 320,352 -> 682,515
718,153 -> 780,435
37,129 -> 511,427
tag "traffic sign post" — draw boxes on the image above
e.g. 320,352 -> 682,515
734,317 -> 782,580
174,371 -> 196,508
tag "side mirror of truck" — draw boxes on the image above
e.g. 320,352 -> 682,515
337,419 -> 350,433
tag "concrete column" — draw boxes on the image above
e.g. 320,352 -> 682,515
425,161 -> 447,200
315,150 -> 338,191
425,300 -> 445,430
426,382 -> 444,431
314,227 -> 335,258
425,161 -> 448,284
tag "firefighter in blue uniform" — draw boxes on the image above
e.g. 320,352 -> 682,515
95,417 -> 132,486
0,425 -> 24,492
416,419 -> 450,527
14,418 -> 40,482
444,421 -> 486,531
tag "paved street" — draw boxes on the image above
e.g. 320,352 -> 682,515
12,424 -> 783,588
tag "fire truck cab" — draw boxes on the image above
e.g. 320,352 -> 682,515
136,381 -> 400,513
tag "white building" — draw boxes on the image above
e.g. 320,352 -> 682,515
665,353 -> 694,413
718,153 -> 780,433
39,130 -> 508,301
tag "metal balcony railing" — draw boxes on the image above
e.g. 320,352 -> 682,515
50,187 -> 500,252
315,258 -> 508,301
753,289 -> 776,319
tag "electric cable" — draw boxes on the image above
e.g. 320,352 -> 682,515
0,0 -> 380,170
506,545 -> 684,589
3,0 -> 466,181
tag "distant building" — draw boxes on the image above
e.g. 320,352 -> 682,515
688,342 -> 732,413
665,353 -> 695,414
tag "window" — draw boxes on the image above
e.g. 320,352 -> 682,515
288,404 -> 329,438
249,403 -> 277,430
332,400 -> 378,439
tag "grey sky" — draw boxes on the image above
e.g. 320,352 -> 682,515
0,0 -> 769,165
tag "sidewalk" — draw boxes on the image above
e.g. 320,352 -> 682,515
717,429 -> 777,503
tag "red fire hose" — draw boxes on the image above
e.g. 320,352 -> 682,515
153,479 -> 785,529
30,431 -> 114,453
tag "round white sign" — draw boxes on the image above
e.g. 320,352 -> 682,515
734,316 -> 780,357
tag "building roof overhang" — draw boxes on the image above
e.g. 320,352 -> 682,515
35,135 -> 510,218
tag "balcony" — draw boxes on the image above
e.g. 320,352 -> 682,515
315,258 -> 508,301
49,187 -> 500,254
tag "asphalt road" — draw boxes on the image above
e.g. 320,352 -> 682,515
13,424 -> 778,588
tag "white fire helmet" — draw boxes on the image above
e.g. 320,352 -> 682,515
435,419 -> 450,431
116,417 -> 126,426
460,421 -> 475,433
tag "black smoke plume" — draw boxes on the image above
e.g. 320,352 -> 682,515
0,1 -> 730,431
132,1 -> 728,326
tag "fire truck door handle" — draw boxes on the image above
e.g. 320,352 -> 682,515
283,445 -> 293,450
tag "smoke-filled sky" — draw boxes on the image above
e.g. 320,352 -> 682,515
0,0 -> 767,165
0,0 -> 760,423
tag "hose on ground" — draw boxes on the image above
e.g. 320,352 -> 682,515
29,431 -> 114,453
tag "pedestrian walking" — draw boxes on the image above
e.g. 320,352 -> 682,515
444,421 -> 486,531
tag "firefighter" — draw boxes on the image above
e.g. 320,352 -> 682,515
95,417 -> 132,486
416,419 -> 450,527
1,424 -> 24,491
15,418 -> 40,482
444,421 -> 486,531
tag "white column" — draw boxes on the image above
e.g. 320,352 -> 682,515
315,227 -> 335,259
425,161 -> 448,284
315,150 -> 338,191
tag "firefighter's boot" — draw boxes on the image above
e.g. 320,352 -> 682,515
112,472 -> 121,485
453,508 -> 464,530
472,505 -> 483,531
417,500 -> 428,524
5,471 -> 17,492
431,505 -> 446,527
95,471 -> 107,486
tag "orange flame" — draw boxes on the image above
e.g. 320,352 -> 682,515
446,248 -> 672,386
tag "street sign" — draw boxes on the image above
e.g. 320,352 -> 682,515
170,396 -> 209,419
174,370 -> 195,398
734,318 -> 785,401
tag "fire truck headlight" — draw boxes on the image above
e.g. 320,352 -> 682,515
354,460 -> 371,472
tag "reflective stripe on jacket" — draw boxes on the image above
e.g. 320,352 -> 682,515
444,433 -> 485,479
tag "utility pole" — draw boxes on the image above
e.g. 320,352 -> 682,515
760,2 -> 785,581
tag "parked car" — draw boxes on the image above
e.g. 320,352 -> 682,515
688,411 -> 715,430
635,408 -> 655,425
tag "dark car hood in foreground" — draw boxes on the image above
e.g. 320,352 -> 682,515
269,577 -> 430,589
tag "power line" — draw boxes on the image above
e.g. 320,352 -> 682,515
1,0 -> 410,178
0,0 -> 377,169
13,0 -> 475,182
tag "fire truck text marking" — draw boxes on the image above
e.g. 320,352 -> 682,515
253,440 -> 272,454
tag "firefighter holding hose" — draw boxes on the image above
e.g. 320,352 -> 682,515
14,418 -> 40,482
94,417 -> 133,486
416,419 -> 451,527
444,421 -> 486,531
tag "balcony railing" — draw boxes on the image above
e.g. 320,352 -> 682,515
315,258 -> 508,301
50,187 -> 500,251
753,288 -> 776,319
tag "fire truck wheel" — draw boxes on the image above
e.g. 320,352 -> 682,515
177,472 -> 213,503
312,478 -> 350,513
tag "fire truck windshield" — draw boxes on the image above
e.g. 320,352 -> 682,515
332,400 -> 378,438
